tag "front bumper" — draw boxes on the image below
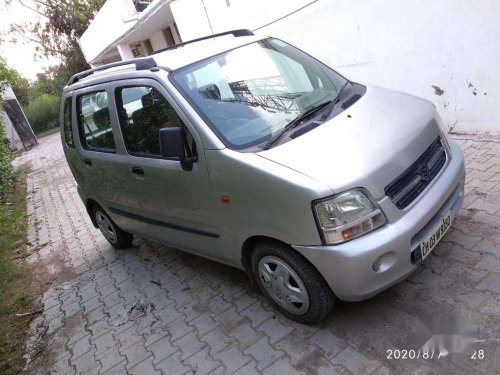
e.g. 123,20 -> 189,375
293,140 -> 465,301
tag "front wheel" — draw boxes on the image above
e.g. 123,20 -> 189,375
93,207 -> 133,249
251,240 -> 335,324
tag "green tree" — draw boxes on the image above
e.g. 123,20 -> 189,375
7,0 -> 106,95
2,0 -> 107,137
0,116 -> 13,200
9,73 -> 30,108
0,57 -> 30,105
30,65 -> 69,99
24,94 -> 60,134
9,0 -> 105,70
0,61 -> 30,107
0,59 -> 15,199
0,58 -> 14,83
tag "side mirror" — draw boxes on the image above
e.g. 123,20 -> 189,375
160,127 -> 184,159
159,127 -> 197,171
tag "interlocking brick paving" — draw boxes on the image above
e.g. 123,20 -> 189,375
16,133 -> 500,374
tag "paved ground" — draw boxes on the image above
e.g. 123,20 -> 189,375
17,132 -> 500,375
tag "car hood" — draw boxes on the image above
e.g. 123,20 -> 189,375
257,85 -> 442,199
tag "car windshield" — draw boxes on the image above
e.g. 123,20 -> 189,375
170,38 -> 348,150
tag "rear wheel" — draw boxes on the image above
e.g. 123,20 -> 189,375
251,240 -> 335,324
93,207 -> 133,249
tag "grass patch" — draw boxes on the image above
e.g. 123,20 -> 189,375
36,126 -> 60,139
0,166 -> 31,374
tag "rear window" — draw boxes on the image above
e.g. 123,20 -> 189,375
62,97 -> 74,148
77,91 -> 116,152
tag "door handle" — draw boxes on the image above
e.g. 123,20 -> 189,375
84,158 -> 92,166
130,166 -> 144,175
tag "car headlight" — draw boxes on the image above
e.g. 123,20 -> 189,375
313,189 -> 386,244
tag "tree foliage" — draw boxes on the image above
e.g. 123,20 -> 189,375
0,116 -> 14,200
5,0 -> 106,100
9,0 -> 105,75
30,64 -> 72,99
1,0 -> 107,143
0,60 -> 14,200
0,57 -> 29,106
24,94 -> 60,134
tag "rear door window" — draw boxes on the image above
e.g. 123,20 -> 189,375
77,91 -> 116,151
116,86 -> 192,157
62,97 -> 74,148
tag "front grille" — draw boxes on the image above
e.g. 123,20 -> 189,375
385,137 -> 446,209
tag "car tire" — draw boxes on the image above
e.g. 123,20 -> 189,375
251,240 -> 335,324
93,207 -> 133,249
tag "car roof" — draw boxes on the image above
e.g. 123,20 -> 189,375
66,34 -> 267,91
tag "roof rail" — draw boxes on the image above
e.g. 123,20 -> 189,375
67,57 -> 157,86
154,29 -> 254,54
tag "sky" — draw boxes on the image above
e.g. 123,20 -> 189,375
0,0 -> 59,80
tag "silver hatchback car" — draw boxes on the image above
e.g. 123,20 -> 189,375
61,30 -> 465,323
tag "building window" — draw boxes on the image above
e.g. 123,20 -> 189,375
130,43 -> 144,58
144,39 -> 154,55
163,27 -> 175,46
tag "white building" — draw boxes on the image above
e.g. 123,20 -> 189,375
80,0 -> 500,135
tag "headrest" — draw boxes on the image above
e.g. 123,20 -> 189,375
141,94 -> 154,107
92,108 -> 110,128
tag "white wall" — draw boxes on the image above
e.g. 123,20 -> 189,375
117,43 -> 135,60
82,0 -> 179,65
80,0 -> 138,63
172,0 -> 500,135
171,0 -> 313,40
170,0 -> 213,41
150,30 -> 168,50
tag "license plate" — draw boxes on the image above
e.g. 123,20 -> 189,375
420,211 -> 452,261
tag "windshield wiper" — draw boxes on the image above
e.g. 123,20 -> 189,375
261,100 -> 333,150
320,81 -> 351,121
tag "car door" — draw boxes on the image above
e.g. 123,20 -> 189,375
110,78 -> 223,261
73,83 -> 145,233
